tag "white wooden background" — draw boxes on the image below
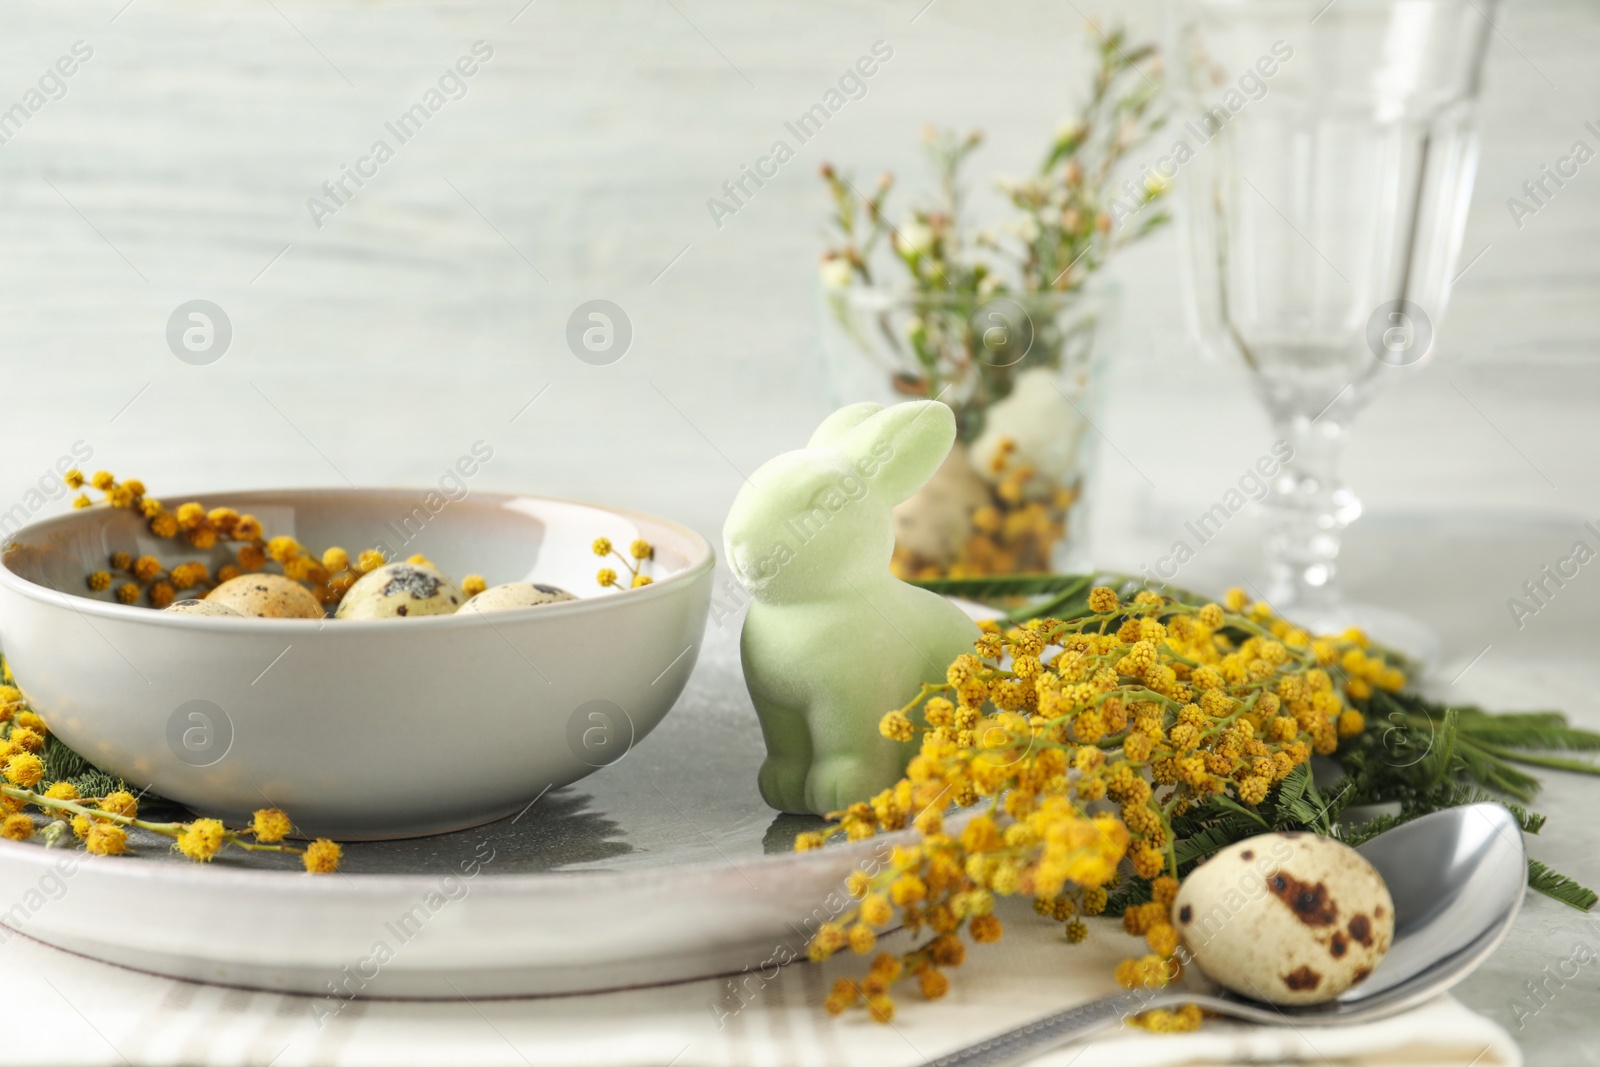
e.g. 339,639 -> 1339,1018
0,0 -> 1597,1061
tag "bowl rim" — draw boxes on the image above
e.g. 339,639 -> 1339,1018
0,487 -> 716,632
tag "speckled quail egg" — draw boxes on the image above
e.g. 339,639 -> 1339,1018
335,562 -> 463,620
459,581 -> 577,616
206,574 -> 325,619
164,598 -> 243,618
1175,832 -> 1394,1005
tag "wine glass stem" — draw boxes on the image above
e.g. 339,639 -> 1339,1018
1263,414 -> 1361,615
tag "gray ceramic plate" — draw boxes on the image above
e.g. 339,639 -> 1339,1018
0,622 -> 876,998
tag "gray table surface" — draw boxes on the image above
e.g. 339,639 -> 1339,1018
0,0 -> 1596,1062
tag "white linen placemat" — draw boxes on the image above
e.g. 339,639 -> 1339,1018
4,896 -> 1518,1067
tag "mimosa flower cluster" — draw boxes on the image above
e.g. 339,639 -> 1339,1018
70,468 -> 488,610
891,438 -> 1075,581
796,586 -> 1403,1025
69,468 -> 652,608
0,677 -> 341,872
593,537 -> 656,590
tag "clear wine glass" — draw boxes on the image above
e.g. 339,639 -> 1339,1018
1173,0 -> 1496,660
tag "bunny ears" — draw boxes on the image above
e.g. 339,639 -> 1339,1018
806,400 -> 956,506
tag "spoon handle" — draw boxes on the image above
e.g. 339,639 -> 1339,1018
923,989 -> 1184,1067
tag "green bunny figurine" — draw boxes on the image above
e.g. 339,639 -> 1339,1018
724,401 -> 982,815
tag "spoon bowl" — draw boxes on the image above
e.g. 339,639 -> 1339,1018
928,803 -> 1527,1066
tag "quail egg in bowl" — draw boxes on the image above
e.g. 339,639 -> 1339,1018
335,562 -> 464,619
0,489 -> 714,839
460,581 -> 577,615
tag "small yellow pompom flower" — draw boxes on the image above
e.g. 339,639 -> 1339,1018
890,874 -> 926,905
596,568 -> 617,588
303,838 -> 342,873
90,471 -> 115,491
266,536 -> 300,563
87,570 -> 112,591
71,814 -> 92,839
4,752 -> 44,787
86,823 -> 128,856
1088,586 -> 1120,614
252,808 -> 293,843
72,494 -> 93,509
43,781 -> 77,802
879,711 -> 914,742
321,547 -> 350,572
629,540 -> 653,561
592,538 -> 613,557
176,818 -> 226,862
1146,923 -> 1179,956
969,913 -> 1003,943
461,574 -> 487,597
64,469 -> 85,489
115,583 -> 141,605
175,501 -> 206,528
1,813 -> 33,841
1081,883 -> 1107,921
630,574 -> 653,589
150,513 -> 179,538
356,549 -> 386,573
919,969 -> 950,1000
234,514 -> 264,540
100,791 -> 139,819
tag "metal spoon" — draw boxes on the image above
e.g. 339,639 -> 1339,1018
926,803 -> 1526,1067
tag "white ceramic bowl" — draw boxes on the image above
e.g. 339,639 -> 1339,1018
0,489 -> 714,839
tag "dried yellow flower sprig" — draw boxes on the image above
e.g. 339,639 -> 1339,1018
593,537 -> 655,590
0,785 -> 341,873
892,437 -> 1076,581
70,468 -> 354,608
0,685 -> 340,872
797,585 -> 1404,1025
70,469 -> 486,610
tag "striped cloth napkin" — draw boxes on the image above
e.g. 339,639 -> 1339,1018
5,894 -> 1518,1067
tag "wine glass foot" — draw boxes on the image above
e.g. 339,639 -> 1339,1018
1271,599 -> 1444,673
